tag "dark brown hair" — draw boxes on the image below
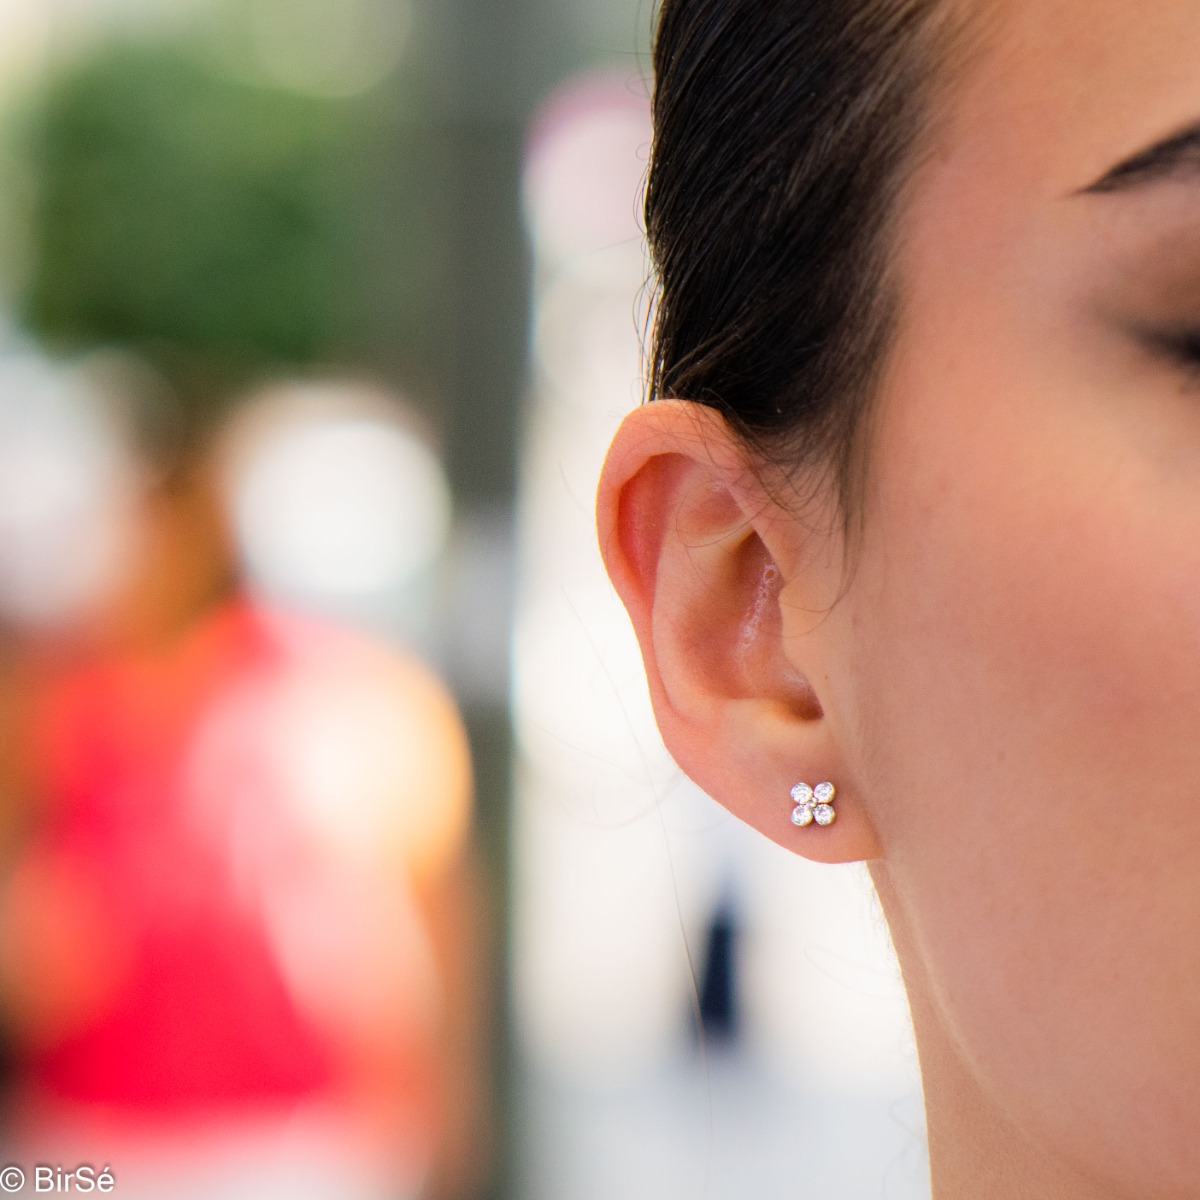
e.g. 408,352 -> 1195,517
645,0 -> 950,507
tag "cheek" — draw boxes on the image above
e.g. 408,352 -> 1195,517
845,374 -> 1200,1185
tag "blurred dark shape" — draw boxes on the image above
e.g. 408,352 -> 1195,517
696,894 -> 741,1046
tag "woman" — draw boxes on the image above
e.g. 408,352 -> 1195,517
0,390 -> 485,1200
598,1 -> 1200,1196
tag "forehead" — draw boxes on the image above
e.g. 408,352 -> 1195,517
887,0 -> 1200,346
864,0 -> 1200,531
931,0 -> 1200,200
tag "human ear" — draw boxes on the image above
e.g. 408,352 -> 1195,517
596,400 -> 882,864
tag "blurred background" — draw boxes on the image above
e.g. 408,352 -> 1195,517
0,1 -> 928,1197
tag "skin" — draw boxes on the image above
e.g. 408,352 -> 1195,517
598,1 -> 1200,1196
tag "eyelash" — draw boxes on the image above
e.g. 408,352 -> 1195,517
1173,331 -> 1200,363
1145,328 -> 1200,383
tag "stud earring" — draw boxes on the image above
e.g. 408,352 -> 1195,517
790,781 -> 836,827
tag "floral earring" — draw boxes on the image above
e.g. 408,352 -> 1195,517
790,781 -> 836,827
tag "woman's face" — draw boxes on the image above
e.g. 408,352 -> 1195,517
843,0 -> 1200,1189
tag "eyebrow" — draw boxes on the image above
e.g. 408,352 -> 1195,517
1082,120 -> 1200,194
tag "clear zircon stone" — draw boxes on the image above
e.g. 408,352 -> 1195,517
790,783 -> 813,805
813,804 -> 836,826
813,782 -> 835,804
791,804 -> 814,826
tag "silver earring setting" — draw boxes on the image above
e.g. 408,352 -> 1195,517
791,781 -> 836,827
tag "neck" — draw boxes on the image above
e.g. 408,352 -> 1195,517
871,864 -> 1117,1200
93,461 -> 237,654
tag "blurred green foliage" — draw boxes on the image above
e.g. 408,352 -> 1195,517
17,39 -> 373,417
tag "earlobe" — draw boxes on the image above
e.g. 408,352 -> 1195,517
597,400 -> 882,864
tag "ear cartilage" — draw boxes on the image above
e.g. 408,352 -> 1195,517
790,781 -> 836,827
